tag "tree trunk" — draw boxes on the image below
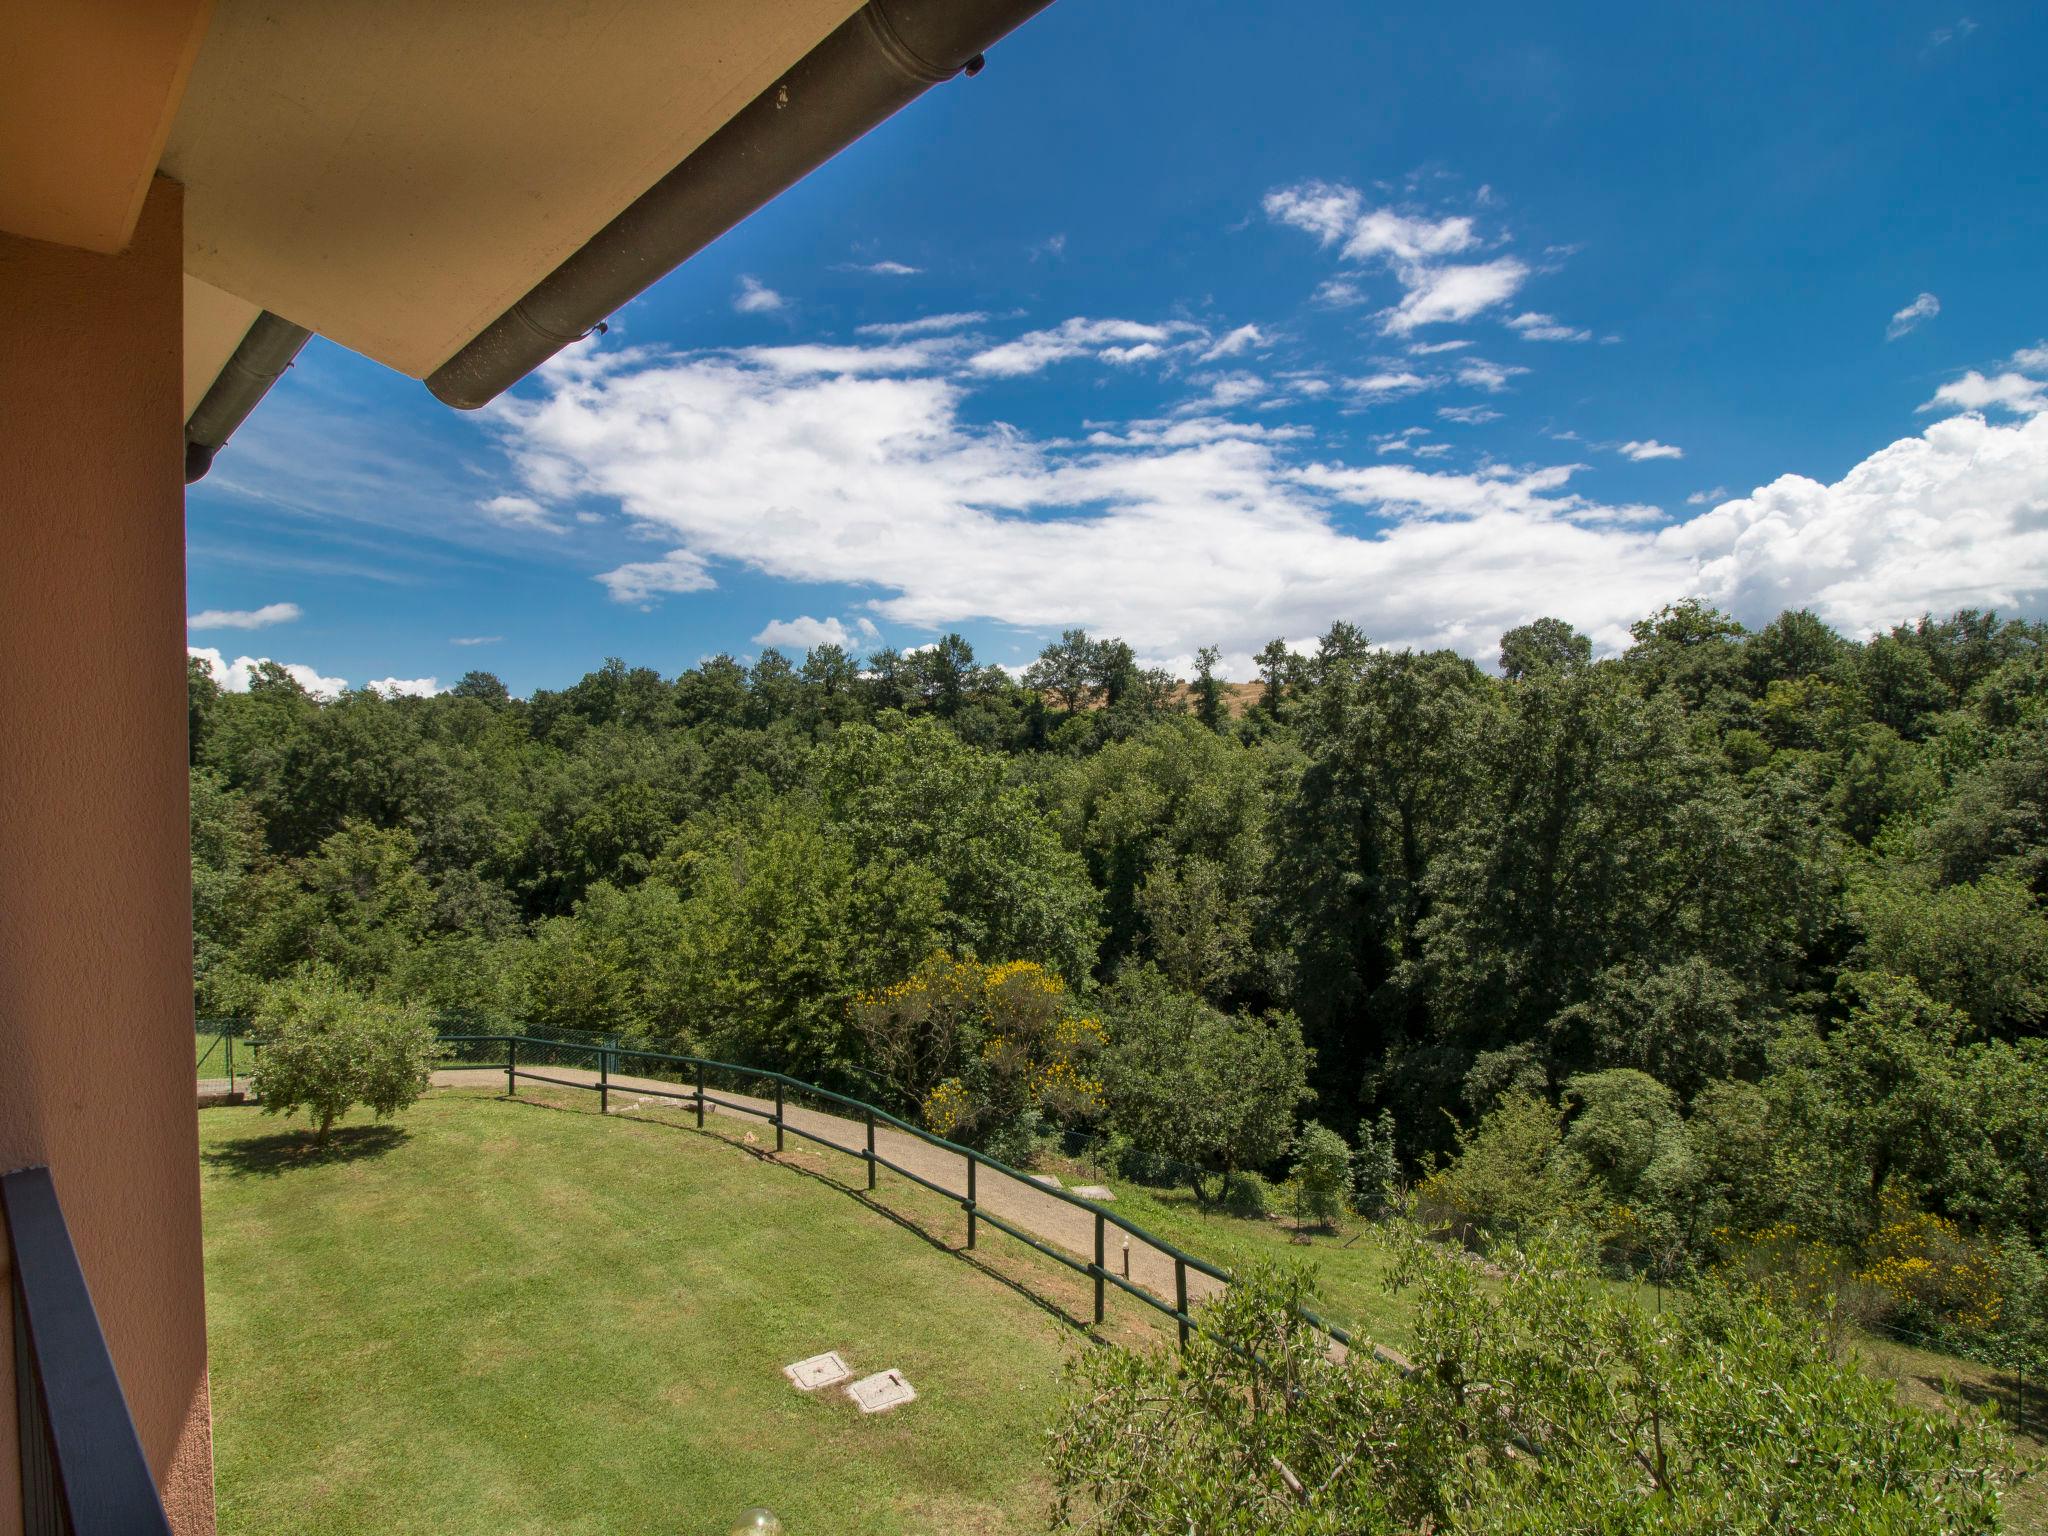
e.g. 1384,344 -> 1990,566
317,1106 -> 335,1146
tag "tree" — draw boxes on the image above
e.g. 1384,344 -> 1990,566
1192,645 -> 1226,731
1254,638 -> 1296,715
250,967 -> 436,1144
449,670 -> 511,705
1027,629 -> 1100,713
1100,966 -> 1312,1203
1498,616 -> 1590,681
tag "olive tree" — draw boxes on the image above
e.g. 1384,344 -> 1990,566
1049,1231 -> 2014,1535
251,966 -> 436,1144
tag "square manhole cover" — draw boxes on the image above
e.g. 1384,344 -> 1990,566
846,1369 -> 916,1415
784,1351 -> 851,1392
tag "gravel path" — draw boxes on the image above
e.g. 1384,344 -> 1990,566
431,1064 -> 1226,1320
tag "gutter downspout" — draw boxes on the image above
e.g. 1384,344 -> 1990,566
183,311 -> 311,483
425,0 -> 1054,411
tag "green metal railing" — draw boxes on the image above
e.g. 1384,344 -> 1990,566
434,1033 -> 1383,1359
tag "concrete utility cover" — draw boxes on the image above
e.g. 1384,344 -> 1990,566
1072,1185 -> 1115,1201
783,1351 -> 851,1392
1028,1173 -> 1063,1189
846,1369 -> 916,1415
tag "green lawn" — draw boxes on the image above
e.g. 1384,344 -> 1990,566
200,1089 -> 1147,1536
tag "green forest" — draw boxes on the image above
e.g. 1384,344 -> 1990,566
190,601 -> 2048,1375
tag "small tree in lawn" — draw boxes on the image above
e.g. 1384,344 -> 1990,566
1100,965 -> 1312,1205
1287,1121 -> 1353,1231
252,966 -> 436,1145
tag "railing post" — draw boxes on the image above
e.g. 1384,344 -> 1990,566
1093,1211 -> 1106,1325
865,1108 -> 876,1190
507,1036 -> 517,1095
965,1154 -> 977,1250
226,1030 -> 235,1093
774,1080 -> 784,1152
1175,1258 -> 1189,1347
599,1044 -> 609,1115
695,1061 -> 705,1127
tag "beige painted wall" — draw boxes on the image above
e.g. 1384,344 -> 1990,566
0,177 -> 217,1536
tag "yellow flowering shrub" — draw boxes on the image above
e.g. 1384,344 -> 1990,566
1856,1191 -> 2002,1333
854,953 -> 1105,1146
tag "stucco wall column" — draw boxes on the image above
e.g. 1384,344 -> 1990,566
0,176 -> 216,1535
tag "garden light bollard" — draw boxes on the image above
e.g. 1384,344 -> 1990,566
1093,1210 -> 1105,1325
507,1037 -> 517,1095
865,1108 -> 877,1191
774,1080 -> 784,1152
695,1061 -> 706,1127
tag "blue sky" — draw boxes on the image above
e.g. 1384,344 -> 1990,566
186,0 -> 2048,696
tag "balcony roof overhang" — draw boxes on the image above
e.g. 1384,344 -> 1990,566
1,0 -> 1053,479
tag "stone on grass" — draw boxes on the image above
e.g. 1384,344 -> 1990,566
846,1369 -> 916,1414
783,1351 -> 851,1391
1028,1173 -> 1063,1189
1072,1184 -> 1114,1201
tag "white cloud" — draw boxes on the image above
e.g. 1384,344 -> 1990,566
1507,311 -> 1591,342
2013,343 -> 2048,372
751,615 -> 871,652
366,676 -> 441,697
1384,259 -> 1531,334
966,317 -> 1198,377
187,601 -> 301,630
1920,371 -> 2048,416
1456,358 -> 1529,392
1663,412 -> 2048,634
477,493 -> 566,534
1346,370 -> 1438,402
1438,404 -> 1502,425
740,342 -> 951,376
450,636 -> 502,646
597,549 -> 716,605
1929,17 -> 1978,45
733,276 -> 786,314
1201,324 -> 1267,361
845,260 -> 921,276
188,646 -> 346,698
1686,486 -> 1730,506
1408,339 -> 1471,355
1618,439 -> 1685,461
1266,181 -> 1530,335
1886,292 -> 1941,340
857,311 -> 990,339
488,333 -> 2048,667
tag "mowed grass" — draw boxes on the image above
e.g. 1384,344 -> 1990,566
200,1089 -> 1139,1536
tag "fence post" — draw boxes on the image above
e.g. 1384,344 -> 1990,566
1093,1211 -> 1105,1326
1175,1258 -> 1189,1347
507,1037 -> 517,1095
599,1045 -> 609,1115
965,1154 -> 977,1250
695,1061 -> 705,1127
865,1108 -> 877,1190
774,1080 -> 785,1152
226,1031 -> 235,1094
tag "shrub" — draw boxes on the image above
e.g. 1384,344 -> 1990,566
251,967 -> 436,1144
1220,1171 -> 1274,1220
1352,1110 -> 1400,1219
1418,1092 -> 1597,1239
1287,1121 -> 1352,1230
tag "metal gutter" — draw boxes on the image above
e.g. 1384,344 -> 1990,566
182,310 -> 311,483
424,0 -> 1055,410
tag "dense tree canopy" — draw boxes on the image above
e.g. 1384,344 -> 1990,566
192,604 -> 2048,1369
